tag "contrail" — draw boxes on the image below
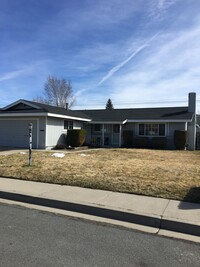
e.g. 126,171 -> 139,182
97,32 -> 161,86
74,32 -> 161,98
0,69 -> 25,82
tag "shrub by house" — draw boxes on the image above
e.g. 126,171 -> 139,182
174,130 -> 187,150
66,129 -> 86,147
122,130 -> 133,147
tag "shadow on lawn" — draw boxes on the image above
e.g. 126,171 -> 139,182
0,146 -> 21,151
178,187 -> 200,209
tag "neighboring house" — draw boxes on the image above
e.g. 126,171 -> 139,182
0,92 -> 198,150
0,100 -> 91,149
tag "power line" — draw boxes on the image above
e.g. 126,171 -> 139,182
74,98 -> 200,107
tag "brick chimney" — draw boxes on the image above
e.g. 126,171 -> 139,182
65,103 -> 68,110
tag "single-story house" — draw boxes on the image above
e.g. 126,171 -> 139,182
81,92 -> 197,150
0,100 -> 91,149
0,92 -> 198,150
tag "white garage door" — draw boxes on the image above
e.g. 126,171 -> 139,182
0,119 -> 38,148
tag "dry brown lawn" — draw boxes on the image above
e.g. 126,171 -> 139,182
0,148 -> 200,203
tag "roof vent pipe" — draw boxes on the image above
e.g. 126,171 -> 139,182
65,103 -> 68,110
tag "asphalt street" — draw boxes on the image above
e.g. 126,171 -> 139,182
0,203 -> 199,267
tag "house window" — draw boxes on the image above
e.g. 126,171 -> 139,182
64,120 -> 73,130
139,124 -> 166,136
93,124 -> 101,132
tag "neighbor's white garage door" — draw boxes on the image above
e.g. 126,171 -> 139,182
0,119 -> 38,148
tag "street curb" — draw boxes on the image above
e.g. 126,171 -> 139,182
160,219 -> 200,237
0,191 -> 199,237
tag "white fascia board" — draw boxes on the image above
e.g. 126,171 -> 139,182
126,119 -> 192,123
3,99 -> 42,110
0,112 -> 91,122
47,113 -> 91,122
88,121 -> 123,124
0,112 -> 48,117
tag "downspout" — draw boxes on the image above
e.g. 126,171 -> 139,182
111,124 -> 113,145
45,116 -> 48,149
102,124 -> 105,147
119,124 -> 122,147
90,124 -> 92,146
36,119 -> 39,149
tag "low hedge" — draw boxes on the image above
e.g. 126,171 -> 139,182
122,130 -> 133,147
133,137 -> 149,148
174,130 -> 187,150
151,137 -> 167,149
66,129 -> 86,147
133,137 -> 167,149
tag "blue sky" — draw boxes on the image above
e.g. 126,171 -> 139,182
0,0 -> 200,111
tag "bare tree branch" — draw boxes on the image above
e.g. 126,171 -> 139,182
34,75 -> 76,108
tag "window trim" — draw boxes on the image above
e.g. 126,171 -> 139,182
64,120 -> 73,130
138,123 -> 166,137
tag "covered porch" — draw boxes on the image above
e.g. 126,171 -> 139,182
86,123 -> 123,147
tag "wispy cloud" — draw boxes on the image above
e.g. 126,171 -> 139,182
149,0 -> 178,20
157,0 -> 177,12
74,18 -> 200,110
0,69 -> 26,82
1,0 -> 199,111
96,45 -> 148,86
108,24 -> 200,106
0,60 -> 49,82
97,33 -> 161,86
74,32 -> 161,99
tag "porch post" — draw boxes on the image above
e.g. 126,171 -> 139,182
119,124 -> 122,147
184,122 -> 187,131
102,124 -> 105,147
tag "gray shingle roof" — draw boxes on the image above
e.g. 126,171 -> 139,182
78,107 -> 193,122
0,99 -> 194,123
1,100 -> 91,120
25,100 -> 91,120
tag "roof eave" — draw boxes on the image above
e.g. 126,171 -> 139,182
87,118 -> 192,124
3,99 -> 43,110
89,121 -> 124,124
47,113 -> 91,122
0,112 -> 91,122
0,112 -> 48,117
126,119 -> 192,123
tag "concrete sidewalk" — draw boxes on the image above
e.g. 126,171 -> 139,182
0,177 -> 199,241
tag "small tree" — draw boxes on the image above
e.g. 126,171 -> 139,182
33,75 -> 75,108
105,98 -> 114,109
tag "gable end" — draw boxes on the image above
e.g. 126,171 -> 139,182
6,103 -> 38,111
3,99 -> 43,111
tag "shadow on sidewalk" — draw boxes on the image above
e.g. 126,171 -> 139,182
178,187 -> 200,209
